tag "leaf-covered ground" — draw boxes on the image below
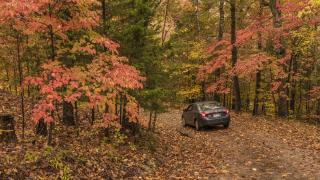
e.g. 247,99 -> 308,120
0,91 -> 159,179
1,91 -> 320,179
148,110 -> 320,179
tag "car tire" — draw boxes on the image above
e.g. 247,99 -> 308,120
182,117 -> 187,127
195,120 -> 201,131
223,122 -> 230,128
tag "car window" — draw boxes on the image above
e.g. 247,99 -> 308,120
198,102 -> 221,111
186,105 -> 193,111
192,104 -> 198,111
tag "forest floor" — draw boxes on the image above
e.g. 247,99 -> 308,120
147,109 -> 320,179
1,91 -> 320,179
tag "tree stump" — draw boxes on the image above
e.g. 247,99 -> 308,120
0,114 -> 18,143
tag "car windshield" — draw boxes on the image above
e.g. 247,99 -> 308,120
198,102 -> 221,111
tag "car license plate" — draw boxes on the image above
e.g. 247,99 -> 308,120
213,114 -> 221,118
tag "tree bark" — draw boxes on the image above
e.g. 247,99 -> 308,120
161,0 -> 170,46
0,114 -> 17,143
119,95 -> 124,125
16,33 -> 26,139
287,53 -> 298,114
46,2 -> 55,145
290,56 -> 298,113
230,0 -> 241,112
269,0 -> 288,117
74,101 -> 79,135
62,101 -> 75,126
148,111 -> 153,130
214,0 -> 225,102
194,0 -> 201,36
218,0 -> 225,41
152,111 -> 157,132
47,120 -> 54,146
253,0 -> 264,116
5,65 -> 11,93
91,107 -> 95,126
101,0 -> 107,35
35,119 -> 47,136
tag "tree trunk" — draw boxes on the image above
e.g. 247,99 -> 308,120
91,107 -> 95,126
115,95 -> 119,116
269,0 -> 288,117
201,81 -> 206,101
35,119 -> 48,136
246,92 -> 250,112
253,0 -> 264,116
306,76 -> 312,116
47,121 -> 54,146
287,53 -> 298,114
278,93 -> 288,117
214,0 -> 225,102
75,101 -> 79,136
161,0 -> 170,46
194,0 -> 201,36
148,111 -> 153,130
26,58 -> 31,97
218,0 -> 225,41
62,101 -> 75,126
152,111 -> 157,132
101,0 -> 107,35
253,71 -> 261,115
269,68 -> 278,115
230,0 -> 241,112
75,101 -> 79,125
5,66 -> 11,93
119,95 -> 124,125
46,2 -> 55,146
297,80 -> 302,117
317,99 -> 320,119
16,33 -> 26,139
13,62 -> 18,95
0,114 -> 17,143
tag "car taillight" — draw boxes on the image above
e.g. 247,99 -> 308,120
200,112 -> 207,118
224,109 -> 229,114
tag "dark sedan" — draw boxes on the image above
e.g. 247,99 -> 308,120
182,101 -> 230,131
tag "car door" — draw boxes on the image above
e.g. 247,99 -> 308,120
183,105 -> 193,125
190,104 -> 198,126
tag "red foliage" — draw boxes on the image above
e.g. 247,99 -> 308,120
201,0 -> 320,95
0,0 -> 146,127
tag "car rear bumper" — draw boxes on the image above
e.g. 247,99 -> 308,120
199,116 -> 230,127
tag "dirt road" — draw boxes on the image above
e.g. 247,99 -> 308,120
148,110 -> 320,179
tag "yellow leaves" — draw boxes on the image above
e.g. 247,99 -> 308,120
289,27 -> 317,57
180,63 -> 198,74
189,50 -> 201,60
297,0 -> 320,17
179,27 -> 188,33
177,85 -> 201,99
188,41 -> 206,61
310,0 -> 320,7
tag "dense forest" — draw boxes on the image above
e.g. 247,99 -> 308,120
1,0 -> 320,179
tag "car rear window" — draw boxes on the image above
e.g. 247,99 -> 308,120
198,102 -> 221,111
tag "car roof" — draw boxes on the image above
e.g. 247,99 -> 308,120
193,101 -> 219,105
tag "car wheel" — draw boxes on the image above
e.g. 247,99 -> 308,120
182,117 -> 187,127
223,122 -> 230,128
195,120 -> 201,131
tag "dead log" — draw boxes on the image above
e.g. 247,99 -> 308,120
0,114 -> 18,143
